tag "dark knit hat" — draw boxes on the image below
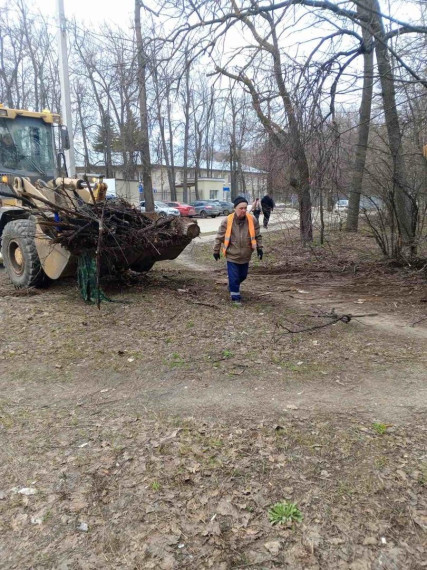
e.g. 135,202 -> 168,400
233,196 -> 248,208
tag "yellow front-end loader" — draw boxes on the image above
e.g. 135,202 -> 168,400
0,104 -> 107,287
0,104 -> 198,291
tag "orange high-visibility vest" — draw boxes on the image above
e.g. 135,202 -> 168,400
222,213 -> 256,256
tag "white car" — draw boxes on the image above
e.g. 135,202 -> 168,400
334,199 -> 349,213
139,200 -> 180,217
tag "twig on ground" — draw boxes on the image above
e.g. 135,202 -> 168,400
303,312 -> 379,319
187,300 -> 221,309
274,312 -> 378,335
410,315 -> 427,327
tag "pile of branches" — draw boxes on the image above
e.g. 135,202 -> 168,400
37,196 -> 194,267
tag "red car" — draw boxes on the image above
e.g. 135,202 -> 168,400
167,201 -> 196,217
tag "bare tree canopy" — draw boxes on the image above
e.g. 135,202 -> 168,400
1,0 -> 426,255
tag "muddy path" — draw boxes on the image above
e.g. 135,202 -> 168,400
163,234 -> 427,423
1,237 -> 427,426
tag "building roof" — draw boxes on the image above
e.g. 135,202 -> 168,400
201,161 -> 266,174
152,160 -> 266,175
77,161 -> 266,176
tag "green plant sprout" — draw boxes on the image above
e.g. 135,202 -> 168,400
268,501 -> 303,525
372,422 -> 388,435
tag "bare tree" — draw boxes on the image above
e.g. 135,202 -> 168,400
346,0 -> 374,232
151,50 -> 177,199
162,1 -> 315,241
0,9 -> 26,107
220,90 -> 252,200
135,0 -> 154,212
74,80 -> 93,171
180,49 -> 192,204
214,6 -> 313,241
0,2 -> 59,111
191,82 -> 217,200
367,0 -> 415,247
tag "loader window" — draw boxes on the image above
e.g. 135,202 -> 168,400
0,117 -> 55,179
0,129 -> 19,168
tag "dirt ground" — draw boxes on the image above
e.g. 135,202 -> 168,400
0,227 -> 426,569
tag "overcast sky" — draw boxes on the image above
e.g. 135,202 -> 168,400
1,0 -> 135,26
1,0 -> 421,26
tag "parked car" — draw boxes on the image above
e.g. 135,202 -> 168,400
206,200 -> 234,215
334,199 -> 349,213
166,201 -> 196,217
139,200 -> 180,217
190,200 -> 222,218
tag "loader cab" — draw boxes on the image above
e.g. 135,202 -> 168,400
0,105 -> 68,183
0,116 -> 56,180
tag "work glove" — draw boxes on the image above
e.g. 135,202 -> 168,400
257,247 -> 263,260
213,253 -> 220,261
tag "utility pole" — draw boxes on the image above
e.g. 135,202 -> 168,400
57,0 -> 76,176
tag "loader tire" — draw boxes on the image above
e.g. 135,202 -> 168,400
2,219 -> 48,288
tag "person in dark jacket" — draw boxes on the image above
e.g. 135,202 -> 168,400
213,196 -> 263,304
261,193 -> 275,228
251,197 -> 261,221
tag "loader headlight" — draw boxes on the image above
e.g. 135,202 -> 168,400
1,174 -> 8,183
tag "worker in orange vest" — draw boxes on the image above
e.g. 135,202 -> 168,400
213,196 -> 263,304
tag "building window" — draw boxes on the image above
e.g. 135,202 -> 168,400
209,190 -> 218,199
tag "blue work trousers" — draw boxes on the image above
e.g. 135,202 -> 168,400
227,261 -> 249,301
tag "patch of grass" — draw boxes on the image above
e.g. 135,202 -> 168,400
222,349 -> 234,359
372,422 -> 388,435
168,352 -> 186,368
268,501 -> 303,525
337,481 -> 355,497
0,410 -> 14,428
178,443 -> 194,456
150,481 -> 161,491
208,437 -> 224,448
418,463 -> 427,486
207,456 -> 223,468
283,362 -> 302,372
231,469 -> 244,478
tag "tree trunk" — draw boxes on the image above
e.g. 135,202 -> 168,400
229,97 -> 239,199
238,161 -> 246,196
104,111 -> 114,179
346,0 -> 374,232
152,63 -> 176,200
194,123 -> 203,201
267,132 -> 274,195
230,142 -> 238,200
76,89 -> 91,171
135,0 -> 154,212
369,0 -> 414,246
166,86 -> 176,200
182,55 -> 191,203
161,116 -> 176,200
